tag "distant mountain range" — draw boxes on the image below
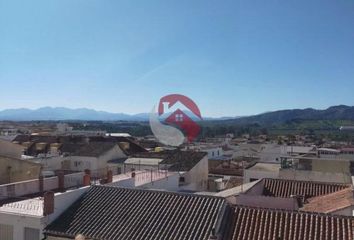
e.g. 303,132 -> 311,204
0,105 -> 353,123
0,107 -> 148,121
221,105 -> 354,126
0,107 -> 237,121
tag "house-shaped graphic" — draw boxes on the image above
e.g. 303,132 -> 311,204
159,101 -> 202,122
159,101 -> 201,142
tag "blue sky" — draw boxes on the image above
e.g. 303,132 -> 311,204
0,0 -> 353,117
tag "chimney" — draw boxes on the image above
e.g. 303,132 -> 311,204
162,102 -> 170,113
290,195 -> 303,209
107,170 -> 113,183
84,169 -> 91,176
75,234 -> 86,240
57,172 -> 65,192
43,191 -> 54,216
83,174 -> 91,186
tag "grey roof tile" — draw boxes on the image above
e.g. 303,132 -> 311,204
45,185 -> 225,240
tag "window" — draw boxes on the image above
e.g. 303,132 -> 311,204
0,224 -> 13,240
24,228 -> 40,240
74,161 -> 82,167
175,114 -> 183,122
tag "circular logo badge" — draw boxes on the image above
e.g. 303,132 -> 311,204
149,94 -> 202,146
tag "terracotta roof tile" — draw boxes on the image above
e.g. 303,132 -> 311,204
226,206 -> 354,240
262,178 -> 350,199
302,188 -> 354,213
61,141 -> 117,157
14,135 -> 147,156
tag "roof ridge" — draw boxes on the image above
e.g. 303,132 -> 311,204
232,204 -> 354,220
263,178 -> 351,187
91,185 -> 225,200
